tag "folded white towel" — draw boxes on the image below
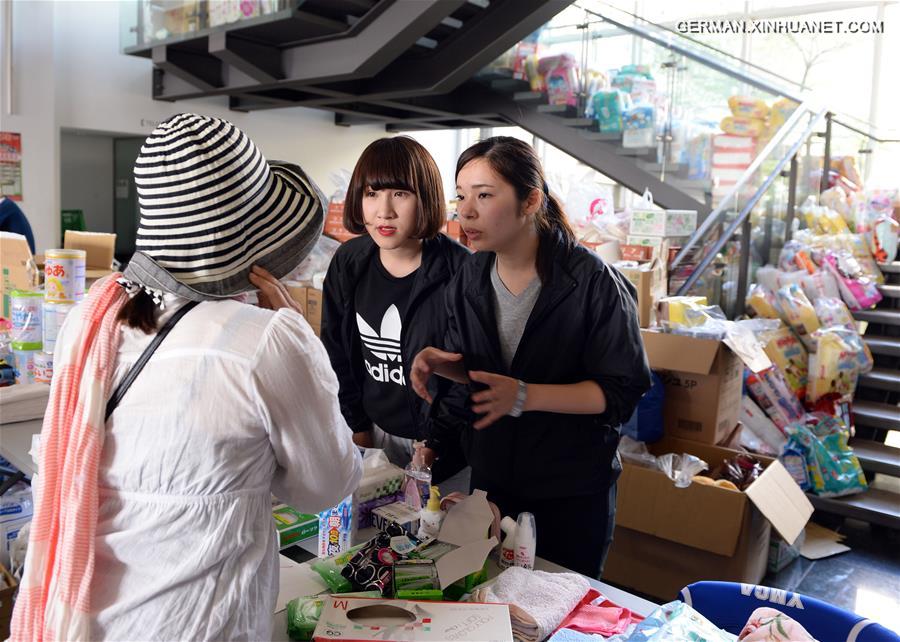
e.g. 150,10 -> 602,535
472,567 -> 590,642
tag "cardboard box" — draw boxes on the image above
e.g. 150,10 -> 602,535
306,288 -> 323,326
617,260 -> 667,328
604,437 -> 812,600
273,504 -> 319,549
1,232 -> 38,318
372,502 -> 420,536
284,282 -> 309,317
0,563 -> 16,641
629,209 -> 697,238
621,244 -> 654,262
626,235 -> 665,256
629,209 -> 667,236
313,597 -> 513,642
641,329 -> 744,444
324,201 -> 360,244
64,230 -> 116,279
417,490 -> 498,592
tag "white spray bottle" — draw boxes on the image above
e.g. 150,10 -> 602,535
498,516 -> 517,570
514,512 -> 536,570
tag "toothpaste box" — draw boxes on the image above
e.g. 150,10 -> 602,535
318,496 -> 354,559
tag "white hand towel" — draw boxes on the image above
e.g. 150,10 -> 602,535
472,567 -> 591,642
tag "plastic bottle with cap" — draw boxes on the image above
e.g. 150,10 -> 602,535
417,486 -> 444,540
498,516 -> 517,570
514,512 -> 536,570
403,442 -> 431,509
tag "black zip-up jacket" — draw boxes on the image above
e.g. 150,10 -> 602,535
321,234 -> 471,450
441,231 -> 652,499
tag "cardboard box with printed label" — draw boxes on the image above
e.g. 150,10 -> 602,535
641,329 -> 744,444
273,504 -> 319,549
629,209 -> 697,238
617,260 -> 667,328
603,436 -> 812,600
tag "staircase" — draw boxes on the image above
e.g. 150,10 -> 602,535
808,260 -> 900,530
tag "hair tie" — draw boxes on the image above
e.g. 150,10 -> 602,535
542,182 -> 550,196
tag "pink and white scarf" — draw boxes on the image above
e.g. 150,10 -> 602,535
11,274 -> 128,641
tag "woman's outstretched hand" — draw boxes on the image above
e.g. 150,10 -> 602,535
410,347 -> 466,403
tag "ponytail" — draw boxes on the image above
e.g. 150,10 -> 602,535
536,191 -> 577,283
456,136 -> 577,283
116,289 -> 159,334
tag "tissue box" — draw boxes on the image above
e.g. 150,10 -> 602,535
354,450 -> 406,529
372,502 -> 420,536
313,597 -> 513,642
273,504 -> 318,549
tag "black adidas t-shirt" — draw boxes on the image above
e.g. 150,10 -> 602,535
355,254 -> 417,437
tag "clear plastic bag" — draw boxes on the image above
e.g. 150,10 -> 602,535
618,435 -> 658,469
656,453 -> 708,488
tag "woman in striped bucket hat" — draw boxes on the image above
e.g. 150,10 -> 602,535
11,113 -> 362,642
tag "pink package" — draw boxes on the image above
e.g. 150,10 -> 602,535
745,367 -> 805,432
822,252 -> 883,310
544,54 -> 579,107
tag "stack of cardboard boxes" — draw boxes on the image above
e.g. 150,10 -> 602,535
285,282 -> 323,337
615,208 -> 696,328
604,328 -> 813,600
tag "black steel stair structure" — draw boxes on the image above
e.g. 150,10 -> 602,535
126,0 -> 713,214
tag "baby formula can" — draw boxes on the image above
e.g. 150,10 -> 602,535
10,290 -> 43,351
12,349 -> 38,385
44,249 -> 86,304
34,352 -> 54,384
42,301 -> 76,354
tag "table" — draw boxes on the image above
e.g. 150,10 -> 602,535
270,536 -> 658,641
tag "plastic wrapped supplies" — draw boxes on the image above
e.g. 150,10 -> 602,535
774,285 -> 820,351
746,284 -> 783,320
813,297 -> 873,373
807,327 -> 862,402
783,414 -> 867,497
821,251 -> 883,310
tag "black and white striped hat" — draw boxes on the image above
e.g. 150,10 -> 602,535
121,113 -> 324,301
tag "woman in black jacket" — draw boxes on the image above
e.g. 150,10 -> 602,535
321,136 -> 470,481
411,137 -> 651,577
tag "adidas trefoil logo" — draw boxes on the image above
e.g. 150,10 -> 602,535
357,305 -> 405,386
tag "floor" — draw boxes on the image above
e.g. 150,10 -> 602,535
764,515 -> 900,634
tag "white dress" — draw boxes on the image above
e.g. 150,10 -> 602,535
50,295 -> 362,641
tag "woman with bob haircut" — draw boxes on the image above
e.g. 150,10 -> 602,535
320,136 -> 470,480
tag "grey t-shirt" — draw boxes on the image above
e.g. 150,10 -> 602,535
490,257 -> 541,370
